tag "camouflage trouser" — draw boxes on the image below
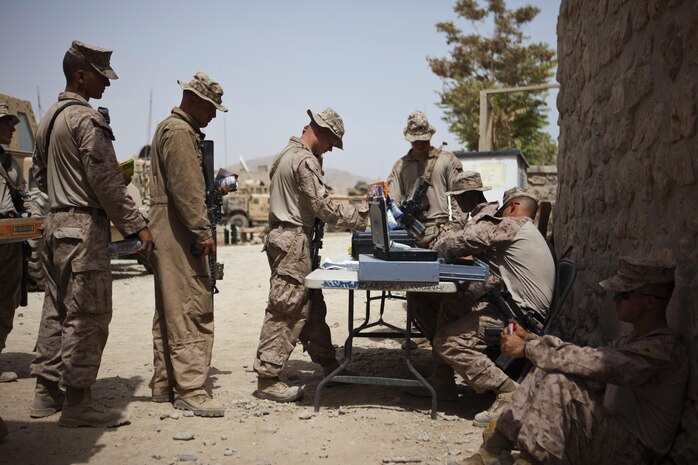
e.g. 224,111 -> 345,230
0,242 -> 22,352
409,292 -> 443,342
150,241 -> 213,400
254,227 -> 335,378
31,211 -> 112,389
497,368 -> 653,465
433,299 -> 508,393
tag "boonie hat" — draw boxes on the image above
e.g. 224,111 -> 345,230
68,40 -> 118,80
307,108 -> 345,149
0,103 -> 20,125
599,256 -> 676,293
179,72 -> 228,112
448,171 -> 491,196
403,111 -> 436,142
501,187 -> 539,207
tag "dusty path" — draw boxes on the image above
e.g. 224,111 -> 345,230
0,233 -> 488,465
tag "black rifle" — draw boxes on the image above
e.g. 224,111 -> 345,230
200,140 -> 224,294
487,287 -> 544,335
398,178 -> 430,238
310,218 -> 325,271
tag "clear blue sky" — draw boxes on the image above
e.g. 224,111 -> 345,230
0,0 -> 560,179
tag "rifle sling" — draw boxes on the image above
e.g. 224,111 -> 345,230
43,101 -> 90,156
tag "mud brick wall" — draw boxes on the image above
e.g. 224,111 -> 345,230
527,165 -> 557,203
555,1 -> 697,463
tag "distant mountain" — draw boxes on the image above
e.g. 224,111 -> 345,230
226,155 -> 380,195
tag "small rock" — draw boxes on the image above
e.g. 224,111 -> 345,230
178,454 -> 197,462
170,412 -> 180,420
173,432 -> 195,441
223,448 -> 236,457
203,438 -> 216,446
262,426 -> 278,434
183,410 -> 195,418
416,433 -> 430,442
220,435 -> 228,441
160,413 -> 170,420
298,412 -> 313,420
152,454 -> 162,460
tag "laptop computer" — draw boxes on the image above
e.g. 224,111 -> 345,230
369,196 -> 437,262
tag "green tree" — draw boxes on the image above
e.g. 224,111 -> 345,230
429,0 -> 557,164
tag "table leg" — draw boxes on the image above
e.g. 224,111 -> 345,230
405,295 -> 438,419
315,289 -> 355,412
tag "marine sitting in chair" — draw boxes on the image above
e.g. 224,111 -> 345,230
426,187 -> 555,426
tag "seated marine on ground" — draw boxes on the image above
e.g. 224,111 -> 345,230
454,255 -> 688,465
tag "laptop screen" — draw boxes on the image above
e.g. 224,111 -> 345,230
369,196 -> 390,252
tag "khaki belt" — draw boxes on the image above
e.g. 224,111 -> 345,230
51,206 -> 103,215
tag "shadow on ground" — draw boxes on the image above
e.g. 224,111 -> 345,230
0,375 -> 145,465
284,346 -> 493,420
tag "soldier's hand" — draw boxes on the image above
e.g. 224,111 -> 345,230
500,329 -> 527,359
197,237 -> 216,256
136,227 -> 154,253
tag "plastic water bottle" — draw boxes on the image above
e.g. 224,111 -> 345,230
387,198 -> 404,222
386,208 -> 400,230
107,238 -> 142,257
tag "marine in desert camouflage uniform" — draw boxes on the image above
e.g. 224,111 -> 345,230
386,111 -> 465,351
456,256 -> 688,465
430,188 -> 555,426
253,108 -> 368,403
30,40 -> 153,428
0,103 -> 41,384
149,71 -> 228,417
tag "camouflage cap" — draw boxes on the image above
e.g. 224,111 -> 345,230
501,187 -> 539,207
68,40 -> 118,80
447,171 -> 491,195
178,71 -> 228,112
599,256 -> 676,292
403,110 -> 436,142
307,108 -> 345,149
0,103 -> 20,125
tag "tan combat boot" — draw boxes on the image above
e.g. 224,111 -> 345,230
58,388 -> 129,428
0,371 -> 18,383
404,364 -> 459,402
30,378 -> 65,418
450,419 -> 514,465
174,394 -> 224,417
254,377 -> 303,403
473,378 -> 518,427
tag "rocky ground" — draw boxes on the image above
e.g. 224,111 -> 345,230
0,233 -> 490,465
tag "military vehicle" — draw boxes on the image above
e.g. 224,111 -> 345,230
222,180 -> 269,228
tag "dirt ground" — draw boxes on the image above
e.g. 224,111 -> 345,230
0,232 -> 490,465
